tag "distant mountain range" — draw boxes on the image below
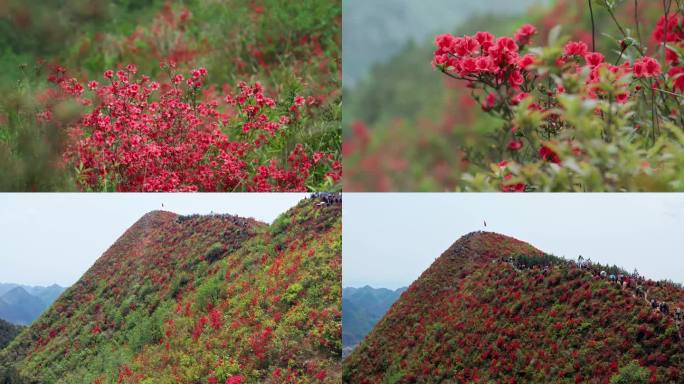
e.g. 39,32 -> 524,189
0,283 -> 65,325
342,285 -> 406,356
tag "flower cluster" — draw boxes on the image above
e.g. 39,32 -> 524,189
432,24 -> 536,89
432,13 -> 684,192
48,65 -> 340,191
654,14 -> 684,92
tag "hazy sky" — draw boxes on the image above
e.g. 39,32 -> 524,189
0,193 -> 306,286
343,193 -> 684,289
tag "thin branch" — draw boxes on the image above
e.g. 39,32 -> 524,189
653,87 -> 684,98
606,6 -> 646,56
588,0 -> 596,51
614,46 -> 627,65
635,0 -> 642,46
663,0 -> 671,65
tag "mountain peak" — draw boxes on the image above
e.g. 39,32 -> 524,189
441,231 -> 545,263
139,210 -> 177,222
345,234 -> 684,383
1,203 -> 342,382
1,287 -> 32,302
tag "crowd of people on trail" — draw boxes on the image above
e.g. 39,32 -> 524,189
502,254 -> 683,340
579,255 -> 684,335
176,213 -> 252,228
310,192 -> 342,206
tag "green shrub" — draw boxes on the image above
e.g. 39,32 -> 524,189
282,283 -> 303,305
205,242 -> 226,263
195,276 -> 223,311
610,361 -> 649,384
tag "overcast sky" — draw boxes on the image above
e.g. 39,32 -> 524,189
0,193 -> 306,286
343,193 -> 684,289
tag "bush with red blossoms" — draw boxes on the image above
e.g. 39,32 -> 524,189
225,376 -> 244,384
46,64 -> 340,191
428,4 -> 684,191
0,0 -> 340,192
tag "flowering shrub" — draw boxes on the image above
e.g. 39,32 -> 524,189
343,1 -> 684,191
431,3 -> 684,191
45,64 -> 340,191
0,198 -> 341,383
0,0 -> 340,191
344,232 -> 684,383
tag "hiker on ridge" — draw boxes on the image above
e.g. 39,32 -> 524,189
651,299 -> 658,309
661,302 -> 670,316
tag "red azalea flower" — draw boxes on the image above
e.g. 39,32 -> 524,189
539,145 -> 561,164
584,52 -> 604,67
511,92 -> 529,105
518,54 -> 535,69
669,66 -> 684,92
496,37 -> 518,53
666,48 -> 679,65
514,24 -> 537,45
225,376 -> 244,384
633,62 -> 645,77
633,57 -> 662,78
508,140 -> 523,150
501,174 -> 526,192
616,92 -> 629,104
563,41 -> 588,57
508,70 -> 524,88
475,31 -> 495,49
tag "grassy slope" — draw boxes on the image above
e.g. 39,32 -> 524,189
344,232 -> 684,383
1,199 -> 341,383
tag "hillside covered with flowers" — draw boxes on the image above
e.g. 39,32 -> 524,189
344,232 -> 684,383
0,196 -> 341,383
